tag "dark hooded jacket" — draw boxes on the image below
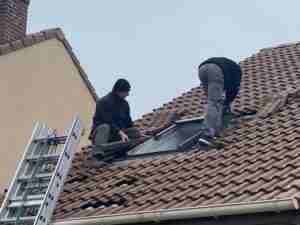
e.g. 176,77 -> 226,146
91,92 -> 133,136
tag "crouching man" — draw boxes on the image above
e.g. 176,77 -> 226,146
198,57 -> 242,141
89,78 -> 140,155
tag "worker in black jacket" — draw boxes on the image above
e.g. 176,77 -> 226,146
198,57 -> 242,139
90,79 -> 140,150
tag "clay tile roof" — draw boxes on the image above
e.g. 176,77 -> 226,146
0,28 -> 98,101
53,41 -> 300,220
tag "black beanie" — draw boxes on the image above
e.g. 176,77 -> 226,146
112,79 -> 131,92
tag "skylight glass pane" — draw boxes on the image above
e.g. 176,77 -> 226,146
127,120 -> 204,156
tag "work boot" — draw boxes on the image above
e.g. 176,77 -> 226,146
198,133 -> 215,145
198,134 -> 224,149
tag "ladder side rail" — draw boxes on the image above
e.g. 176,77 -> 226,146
12,138 -> 50,205
19,127 -> 51,200
35,117 -> 83,225
0,122 -> 43,219
15,124 -> 51,224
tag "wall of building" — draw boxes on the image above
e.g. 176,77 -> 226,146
0,39 -> 96,190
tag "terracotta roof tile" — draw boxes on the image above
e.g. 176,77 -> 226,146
53,41 -> 300,220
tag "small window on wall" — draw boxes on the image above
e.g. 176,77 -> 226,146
127,117 -> 205,156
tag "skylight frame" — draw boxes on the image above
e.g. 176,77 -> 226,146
127,117 -> 205,157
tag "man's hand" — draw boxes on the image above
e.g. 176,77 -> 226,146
119,130 -> 129,142
143,127 -> 159,136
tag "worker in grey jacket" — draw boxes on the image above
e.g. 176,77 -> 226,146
198,57 -> 242,140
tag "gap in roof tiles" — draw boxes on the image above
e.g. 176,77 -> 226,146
80,197 -> 127,210
115,176 -> 138,187
67,175 -> 88,184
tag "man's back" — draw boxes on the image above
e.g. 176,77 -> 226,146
200,57 -> 241,92
92,92 -> 132,135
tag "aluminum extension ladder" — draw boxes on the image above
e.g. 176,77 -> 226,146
0,117 -> 84,225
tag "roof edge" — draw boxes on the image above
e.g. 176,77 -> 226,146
259,41 -> 300,53
0,28 -> 98,101
52,198 -> 298,225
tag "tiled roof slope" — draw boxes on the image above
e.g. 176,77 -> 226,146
0,28 -> 98,101
54,42 -> 300,220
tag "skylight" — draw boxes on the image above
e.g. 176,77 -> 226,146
90,111 -> 258,162
126,110 -> 257,158
127,117 -> 205,156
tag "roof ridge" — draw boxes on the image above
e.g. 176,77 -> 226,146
259,41 -> 300,54
0,27 -> 63,55
0,28 -> 98,101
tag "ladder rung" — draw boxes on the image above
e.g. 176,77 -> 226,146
15,186 -> 48,200
10,194 -> 44,203
18,173 -> 53,182
33,136 -> 67,144
8,199 -> 42,208
25,154 -> 60,161
0,216 -> 35,223
15,176 -> 50,198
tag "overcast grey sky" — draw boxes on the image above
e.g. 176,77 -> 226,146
28,1 -> 300,119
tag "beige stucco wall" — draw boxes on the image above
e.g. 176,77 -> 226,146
0,39 -> 96,191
